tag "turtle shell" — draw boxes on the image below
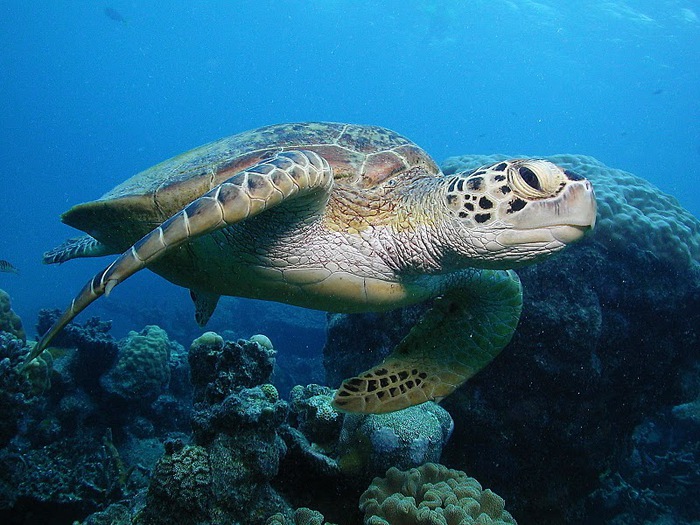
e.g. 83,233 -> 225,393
63,122 -> 439,250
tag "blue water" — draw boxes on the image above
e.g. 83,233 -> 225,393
0,0 -> 698,338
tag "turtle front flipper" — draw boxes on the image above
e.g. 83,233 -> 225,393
24,150 -> 333,367
332,269 -> 522,413
43,235 -> 118,264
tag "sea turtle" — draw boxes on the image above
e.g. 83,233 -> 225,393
27,122 -> 596,413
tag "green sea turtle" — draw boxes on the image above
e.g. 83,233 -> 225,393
27,122 -> 596,413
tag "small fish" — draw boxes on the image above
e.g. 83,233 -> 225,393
0,260 -> 19,274
104,7 -> 127,24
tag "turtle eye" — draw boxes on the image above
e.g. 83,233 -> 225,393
518,166 -> 541,191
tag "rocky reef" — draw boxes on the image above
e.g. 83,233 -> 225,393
0,309 -> 190,523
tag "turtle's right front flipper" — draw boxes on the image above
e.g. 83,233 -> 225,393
332,269 -> 522,413
24,150 -> 333,368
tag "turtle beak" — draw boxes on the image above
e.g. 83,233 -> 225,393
496,178 -> 596,250
513,178 -> 596,237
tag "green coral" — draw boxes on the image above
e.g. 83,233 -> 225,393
0,289 -> 25,341
23,349 -> 53,395
260,382 -> 280,402
192,331 -> 224,350
250,333 -> 274,351
442,154 -> 700,266
359,463 -> 517,525
100,325 -> 171,401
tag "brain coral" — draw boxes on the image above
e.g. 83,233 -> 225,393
359,463 -> 516,525
442,154 -> 700,266
142,444 -> 213,524
100,325 -> 171,401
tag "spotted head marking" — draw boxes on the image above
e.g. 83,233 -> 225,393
443,159 -> 597,267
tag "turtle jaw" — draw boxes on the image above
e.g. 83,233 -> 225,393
506,178 -> 597,232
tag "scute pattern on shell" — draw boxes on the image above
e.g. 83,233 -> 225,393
63,122 -> 439,247
100,122 -> 436,202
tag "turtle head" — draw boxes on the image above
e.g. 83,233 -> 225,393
443,159 -> 596,268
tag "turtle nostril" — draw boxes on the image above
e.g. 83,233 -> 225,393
564,169 -> 584,181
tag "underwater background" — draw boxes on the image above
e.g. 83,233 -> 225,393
0,1 -> 699,524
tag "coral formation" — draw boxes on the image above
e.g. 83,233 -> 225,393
289,384 -> 343,448
338,402 -> 453,477
0,289 -> 25,341
36,309 -> 119,392
145,444 -> 213,523
100,325 -> 172,401
589,384 -> 700,523
140,332 -> 291,525
0,315 -> 193,522
0,435 -> 129,516
266,507 -> 336,525
359,463 -> 516,525
0,333 -> 38,448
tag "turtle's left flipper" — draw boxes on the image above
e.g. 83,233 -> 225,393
332,269 -> 522,413
43,235 -> 118,264
24,150 -> 333,368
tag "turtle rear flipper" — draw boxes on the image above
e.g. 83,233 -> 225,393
43,235 -> 118,264
25,150 -> 333,367
332,269 -> 522,413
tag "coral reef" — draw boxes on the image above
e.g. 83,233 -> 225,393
324,154 -> 700,523
289,384 -> 344,448
0,435 -> 130,510
0,316 -> 193,522
139,332 -> 291,525
0,333 -> 39,449
588,381 -> 700,524
359,463 -> 516,525
36,309 -> 119,393
0,289 -> 25,341
145,443 -> 213,524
